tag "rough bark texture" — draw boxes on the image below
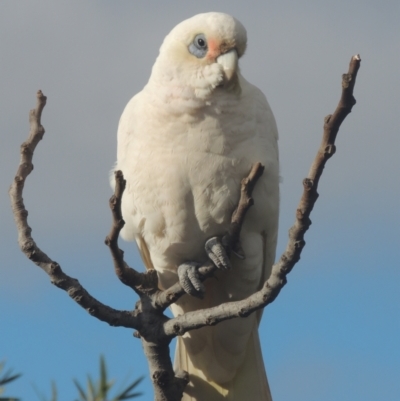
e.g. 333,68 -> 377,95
9,56 -> 361,401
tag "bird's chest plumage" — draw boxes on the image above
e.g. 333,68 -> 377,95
120,92 -> 271,273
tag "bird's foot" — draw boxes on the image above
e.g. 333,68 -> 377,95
177,262 -> 205,298
205,237 -> 232,270
178,237 -> 240,298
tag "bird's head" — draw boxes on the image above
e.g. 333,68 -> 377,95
149,13 -> 247,100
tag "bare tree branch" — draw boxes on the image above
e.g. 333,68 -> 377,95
10,55 -> 361,401
9,90 -> 139,329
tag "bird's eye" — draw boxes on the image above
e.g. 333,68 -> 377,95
197,37 -> 206,48
189,34 -> 208,58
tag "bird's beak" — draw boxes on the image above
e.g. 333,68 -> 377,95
216,48 -> 238,82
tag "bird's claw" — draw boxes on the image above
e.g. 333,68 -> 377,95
178,237 -> 236,297
205,237 -> 232,270
177,262 -> 205,298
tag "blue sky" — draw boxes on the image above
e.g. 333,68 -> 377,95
1,1 -> 399,400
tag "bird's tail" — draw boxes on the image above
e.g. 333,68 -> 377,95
175,326 -> 272,401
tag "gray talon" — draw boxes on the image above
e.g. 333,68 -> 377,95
178,262 -> 205,298
205,237 -> 231,270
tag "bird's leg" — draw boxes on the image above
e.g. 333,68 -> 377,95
205,237 -> 232,270
177,262 -> 205,298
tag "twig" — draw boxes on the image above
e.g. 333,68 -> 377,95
105,170 -> 159,293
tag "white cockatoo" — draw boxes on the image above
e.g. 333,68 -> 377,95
113,12 -> 279,401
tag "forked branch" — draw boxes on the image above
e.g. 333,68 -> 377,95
10,55 -> 361,401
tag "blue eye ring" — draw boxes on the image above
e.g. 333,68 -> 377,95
189,34 -> 208,58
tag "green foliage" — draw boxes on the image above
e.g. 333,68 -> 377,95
0,355 -> 143,401
73,355 -> 143,401
0,360 -> 21,401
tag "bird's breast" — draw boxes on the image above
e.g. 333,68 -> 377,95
118,89 -> 278,282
